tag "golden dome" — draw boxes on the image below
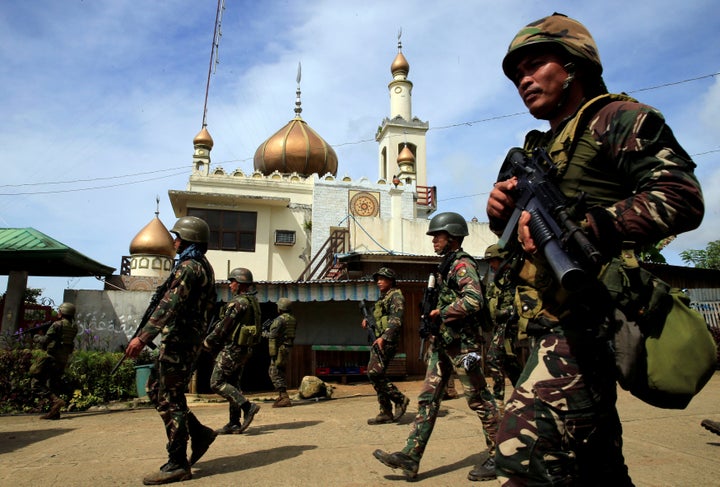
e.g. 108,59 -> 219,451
193,126 -> 214,149
253,116 -> 338,177
398,144 -> 415,163
129,216 -> 176,258
391,51 -> 409,76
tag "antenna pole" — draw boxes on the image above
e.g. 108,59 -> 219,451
202,0 -> 225,128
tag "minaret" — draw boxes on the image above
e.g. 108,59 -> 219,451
192,125 -> 214,176
375,30 -> 429,189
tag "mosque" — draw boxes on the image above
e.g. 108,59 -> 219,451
73,39 -> 497,389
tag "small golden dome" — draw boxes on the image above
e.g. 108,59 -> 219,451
193,126 -> 214,149
253,116 -> 338,177
391,51 -> 409,76
398,145 -> 415,163
129,216 -> 176,258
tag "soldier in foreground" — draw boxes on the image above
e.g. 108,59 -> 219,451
30,302 -> 78,420
363,267 -> 410,424
487,13 -> 704,485
373,212 -> 500,481
265,297 -> 297,408
125,216 -> 218,485
203,267 -> 262,434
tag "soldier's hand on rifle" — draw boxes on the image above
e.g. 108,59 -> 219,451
361,318 -> 368,329
125,337 -> 146,359
487,177 -> 518,222
374,336 -> 385,350
429,309 -> 441,320
517,210 -> 537,254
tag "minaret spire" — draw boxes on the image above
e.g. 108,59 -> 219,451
294,62 -> 303,117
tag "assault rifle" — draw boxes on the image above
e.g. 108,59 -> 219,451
418,273 -> 439,361
110,284 -> 163,375
260,318 -> 273,338
498,147 -> 602,290
359,299 -> 385,369
15,321 -> 53,337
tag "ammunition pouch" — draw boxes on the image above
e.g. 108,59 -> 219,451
237,325 -> 259,347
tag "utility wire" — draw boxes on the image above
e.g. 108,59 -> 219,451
2,72 -> 717,195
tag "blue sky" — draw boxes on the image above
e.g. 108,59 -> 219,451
1,0 -> 718,306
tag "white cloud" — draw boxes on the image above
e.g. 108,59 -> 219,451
0,0 -> 718,303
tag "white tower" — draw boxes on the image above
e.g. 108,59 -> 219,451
375,31 -> 429,189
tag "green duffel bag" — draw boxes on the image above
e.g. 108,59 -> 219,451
632,289 -> 717,409
601,249 -> 717,409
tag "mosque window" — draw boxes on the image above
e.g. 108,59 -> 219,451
188,208 -> 257,252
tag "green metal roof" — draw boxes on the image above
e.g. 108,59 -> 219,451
0,228 -> 115,277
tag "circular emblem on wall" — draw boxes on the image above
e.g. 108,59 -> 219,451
350,192 -> 379,217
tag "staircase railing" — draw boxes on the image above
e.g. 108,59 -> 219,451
298,227 -> 350,281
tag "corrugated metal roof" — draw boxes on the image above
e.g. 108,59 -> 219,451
0,228 -> 115,276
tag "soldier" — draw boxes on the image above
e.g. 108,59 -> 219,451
487,13 -> 704,485
363,267 -> 410,425
265,297 -> 297,408
203,267 -> 262,434
373,212 -> 500,482
125,216 -> 218,485
483,244 -> 522,415
30,302 -> 78,420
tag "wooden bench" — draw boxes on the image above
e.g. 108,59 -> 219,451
311,345 -> 407,383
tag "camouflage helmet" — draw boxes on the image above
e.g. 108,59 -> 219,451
426,212 -> 469,237
277,297 -> 292,312
58,302 -> 76,317
170,216 -> 210,244
228,267 -> 253,283
502,13 -> 602,81
484,244 -> 507,260
373,267 -> 397,283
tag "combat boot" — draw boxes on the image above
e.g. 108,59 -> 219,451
367,411 -> 394,425
702,419 -> 720,436
393,396 -> 410,421
373,450 -> 419,479
216,404 -> 242,435
238,402 -> 261,433
40,397 -> 65,420
142,462 -> 192,485
273,391 -> 292,408
467,456 -> 497,481
188,413 -> 217,465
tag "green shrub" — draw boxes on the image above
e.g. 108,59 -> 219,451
0,348 -> 142,414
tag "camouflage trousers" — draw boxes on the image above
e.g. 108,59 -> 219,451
268,346 -> 289,390
210,345 -> 252,409
30,354 -> 66,399
367,342 -> 405,413
487,320 -> 523,403
401,340 -> 499,462
146,359 -> 205,466
495,331 -> 633,486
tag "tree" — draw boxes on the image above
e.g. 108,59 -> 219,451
680,240 -> 720,270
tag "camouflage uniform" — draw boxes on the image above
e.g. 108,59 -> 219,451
267,310 -> 296,391
402,250 -> 499,463
367,287 -> 408,419
31,314 -> 78,404
492,14 -> 704,486
137,250 -> 216,469
205,289 -> 261,427
485,268 -> 522,408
